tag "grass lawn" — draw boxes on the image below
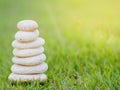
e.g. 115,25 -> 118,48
0,0 -> 120,89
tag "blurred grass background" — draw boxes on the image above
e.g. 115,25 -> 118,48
0,0 -> 120,89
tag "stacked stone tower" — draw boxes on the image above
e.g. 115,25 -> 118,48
8,20 -> 48,82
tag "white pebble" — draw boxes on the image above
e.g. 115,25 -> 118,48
17,20 -> 38,31
8,73 -> 47,82
13,46 -> 44,57
15,30 -> 39,42
11,62 -> 48,74
12,38 -> 45,49
12,54 -> 46,65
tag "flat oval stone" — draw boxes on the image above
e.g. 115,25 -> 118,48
11,62 -> 48,74
12,38 -> 45,49
15,30 -> 39,42
17,20 -> 38,31
12,54 -> 46,65
13,46 -> 44,57
8,73 -> 47,82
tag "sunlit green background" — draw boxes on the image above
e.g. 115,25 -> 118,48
0,0 -> 120,89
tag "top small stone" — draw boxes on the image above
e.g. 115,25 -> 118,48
17,20 -> 38,31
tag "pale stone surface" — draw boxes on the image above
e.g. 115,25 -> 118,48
17,20 -> 38,31
13,47 -> 44,57
8,73 -> 47,82
12,37 -> 45,49
9,20 -> 48,82
12,54 -> 46,65
15,30 -> 39,42
11,62 -> 48,74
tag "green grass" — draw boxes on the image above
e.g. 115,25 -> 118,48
0,0 -> 120,89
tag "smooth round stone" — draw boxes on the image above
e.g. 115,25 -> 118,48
12,54 -> 46,65
15,30 -> 39,42
12,38 -> 45,49
17,20 -> 38,31
8,73 -> 47,82
11,62 -> 48,74
13,47 -> 44,57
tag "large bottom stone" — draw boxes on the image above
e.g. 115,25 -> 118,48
8,73 -> 47,82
